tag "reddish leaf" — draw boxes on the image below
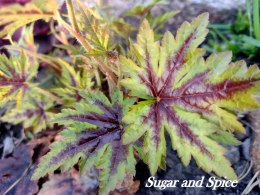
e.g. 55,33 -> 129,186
33,90 -> 137,194
121,14 -> 260,179
0,52 -> 38,106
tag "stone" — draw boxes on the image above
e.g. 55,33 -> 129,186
225,146 -> 240,165
242,138 -> 251,161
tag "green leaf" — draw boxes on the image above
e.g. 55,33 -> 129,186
51,58 -> 94,104
0,51 -> 39,107
1,94 -> 55,132
120,13 -> 260,180
124,0 -> 166,17
242,35 -> 260,47
76,1 -> 112,55
150,10 -> 179,30
32,90 -> 137,194
16,24 -> 38,52
209,131 -> 241,146
0,0 -> 58,37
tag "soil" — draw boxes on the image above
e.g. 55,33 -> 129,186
135,132 -> 259,195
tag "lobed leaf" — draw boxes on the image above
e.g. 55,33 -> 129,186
76,1 -> 112,56
0,0 -> 58,37
33,90 -> 137,194
150,11 -> 179,30
0,51 -> 39,107
124,0 -> 164,17
1,94 -> 55,132
52,58 -> 94,104
121,13 -> 260,179
15,24 -> 38,52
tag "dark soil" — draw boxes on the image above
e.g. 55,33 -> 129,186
135,133 -> 259,195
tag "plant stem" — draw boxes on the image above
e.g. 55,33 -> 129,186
66,0 -> 80,33
94,68 -> 102,88
56,1 -> 118,91
117,60 -> 122,89
253,0 -> 260,39
246,0 -> 253,37
55,12 -> 117,85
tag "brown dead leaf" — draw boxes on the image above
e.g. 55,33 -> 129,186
0,144 -> 38,195
7,164 -> 39,195
28,128 -> 60,161
38,168 -> 98,195
111,174 -> 140,195
0,128 -> 60,195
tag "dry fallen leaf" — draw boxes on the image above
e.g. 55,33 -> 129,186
38,168 -> 98,195
112,174 -> 140,195
0,144 -> 38,195
0,127 -> 60,195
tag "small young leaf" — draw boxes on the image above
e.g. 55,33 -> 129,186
121,13 -> 260,180
52,59 -> 94,104
76,1 -> 112,55
150,10 -> 179,30
124,0 -> 164,17
15,24 -> 38,52
33,90 -> 137,194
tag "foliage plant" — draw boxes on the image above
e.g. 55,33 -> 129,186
204,0 -> 260,60
0,0 -> 260,194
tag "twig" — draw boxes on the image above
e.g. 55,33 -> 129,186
242,170 -> 260,195
55,1 -> 118,91
239,160 -> 253,181
66,0 -> 80,33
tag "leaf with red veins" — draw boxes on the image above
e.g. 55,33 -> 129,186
52,59 -> 94,104
0,0 -> 58,38
121,13 -> 260,179
1,94 -> 55,132
0,52 -> 38,106
33,90 -> 137,194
